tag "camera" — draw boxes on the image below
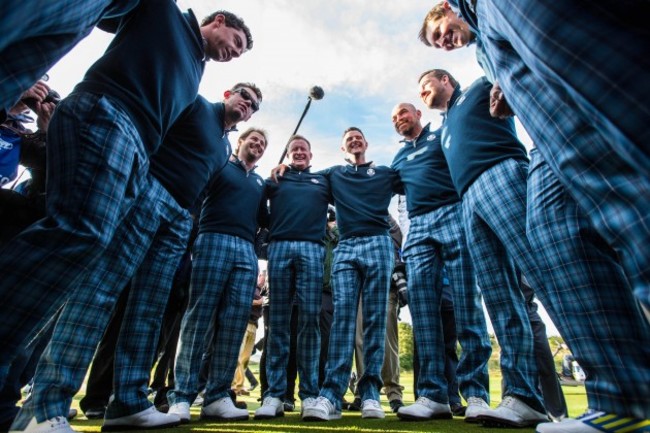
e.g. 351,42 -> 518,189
391,263 -> 408,307
327,205 -> 336,222
21,89 -> 61,112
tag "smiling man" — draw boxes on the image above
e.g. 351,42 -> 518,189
302,127 -> 401,422
167,122 -> 269,424
255,135 -> 331,420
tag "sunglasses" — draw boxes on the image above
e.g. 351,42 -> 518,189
233,88 -> 259,112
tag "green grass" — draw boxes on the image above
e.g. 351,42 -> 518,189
68,370 -> 587,433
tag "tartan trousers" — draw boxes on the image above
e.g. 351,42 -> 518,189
11,176 -> 188,428
461,158 -> 544,412
403,202 -> 491,404
475,0 -> 650,311
265,240 -> 325,402
0,0 -> 137,110
320,235 -> 393,409
526,148 -> 650,418
0,93 -> 148,387
169,233 -> 258,407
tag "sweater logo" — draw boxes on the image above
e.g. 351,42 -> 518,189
311,178 -> 320,184
367,168 -> 375,176
426,134 -> 436,141
256,178 -> 263,186
407,146 -> 428,161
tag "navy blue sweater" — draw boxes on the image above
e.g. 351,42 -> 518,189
265,166 -> 330,243
442,78 -> 528,197
150,98 -> 231,209
391,124 -> 459,216
199,159 -> 266,243
321,163 -> 400,240
75,0 -> 205,155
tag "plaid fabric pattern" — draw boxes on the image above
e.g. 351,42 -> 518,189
0,0 -> 137,110
169,233 -> 258,407
461,158 -> 544,410
0,93 -> 148,384
527,149 -> 650,418
265,240 -> 325,401
10,177 -> 182,428
320,235 -> 393,409
403,202 -> 491,404
106,208 -> 191,418
474,0 -> 650,310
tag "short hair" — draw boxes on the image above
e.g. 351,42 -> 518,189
418,2 -> 447,46
287,134 -> 311,150
231,82 -> 263,103
342,126 -> 365,139
418,68 -> 459,88
235,127 -> 268,153
202,10 -> 253,50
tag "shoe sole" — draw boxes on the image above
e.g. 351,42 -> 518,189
302,413 -> 341,421
253,413 -> 284,420
397,412 -> 453,421
101,420 -> 180,432
479,415 -> 545,428
362,410 -> 386,419
200,414 -> 250,421
464,415 -> 483,424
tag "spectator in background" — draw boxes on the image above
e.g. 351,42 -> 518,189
0,80 -> 54,243
232,271 -> 265,396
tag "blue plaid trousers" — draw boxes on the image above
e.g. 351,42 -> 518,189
106,206 -> 191,418
0,93 -> 148,387
10,176 -> 187,428
168,233 -> 258,407
320,235 -> 393,409
461,158 -> 544,412
265,241 -> 325,402
403,202 -> 491,404
475,0 -> 650,311
527,148 -> 650,418
0,0 -> 137,110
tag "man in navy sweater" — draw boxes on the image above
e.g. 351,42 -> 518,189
255,135 -> 330,420
418,70 -> 547,428
9,83 -> 261,433
302,127 -> 401,422
0,2 -> 254,404
390,102 -> 492,423
420,4 -> 650,431
168,125 -> 268,424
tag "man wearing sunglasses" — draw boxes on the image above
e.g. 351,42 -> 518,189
0,1 -> 252,413
8,83 -> 261,433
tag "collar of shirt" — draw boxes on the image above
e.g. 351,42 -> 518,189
399,122 -> 432,147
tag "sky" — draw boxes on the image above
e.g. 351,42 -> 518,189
39,0 -> 555,335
